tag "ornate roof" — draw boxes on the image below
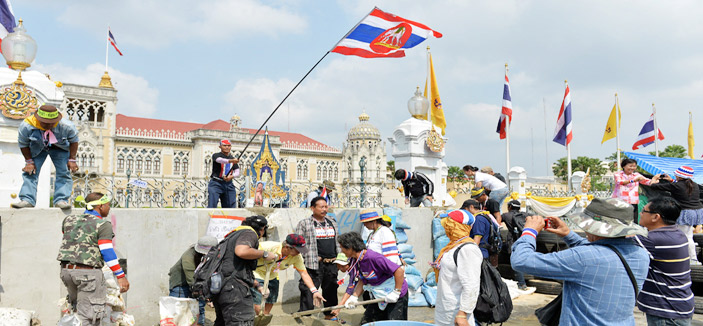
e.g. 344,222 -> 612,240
347,112 -> 380,141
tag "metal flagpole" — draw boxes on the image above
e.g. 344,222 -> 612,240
565,80 -> 572,188
654,103 -> 660,157
105,27 -> 110,72
505,63 -> 510,176
615,93 -> 621,165
426,47 -> 432,122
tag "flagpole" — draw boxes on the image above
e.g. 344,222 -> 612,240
652,103 -> 659,157
426,47 -> 432,122
615,93 -> 621,165
505,63 -> 511,177
689,111 -> 694,159
565,80 -> 572,189
105,27 -> 110,72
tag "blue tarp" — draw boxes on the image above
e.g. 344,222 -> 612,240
624,152 -> 703,183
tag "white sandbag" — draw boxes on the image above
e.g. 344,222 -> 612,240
0,307 -> 34,326
159,296 -> 199,326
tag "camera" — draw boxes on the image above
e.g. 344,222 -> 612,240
543,217 -> 553,229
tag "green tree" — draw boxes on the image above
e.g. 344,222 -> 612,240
448,166 -> 464,179
552,156 -> 608,181
604,151 -> 624,172
649,144 -> 686,158
387,160 -> 395,172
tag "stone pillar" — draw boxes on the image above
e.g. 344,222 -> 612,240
508,166 -> 527,211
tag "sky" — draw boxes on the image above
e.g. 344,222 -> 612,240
12,0 -> 703,177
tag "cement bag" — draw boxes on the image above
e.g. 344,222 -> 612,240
403,258 -> 416,265
0,307 -> 34,326
394,216 -> 411,230
433,235 -> 450,259
405,265 -> 421,276
402,252 -> 415,259
395,229 -> 408,244
432,218 -> 446,240
406,274 -> 424,291
408,292 -> 428,307
159,296 -> 199,326
57,314 -> 81,326
425,272 -> 437,287
422,283 -> 437,307
398,244 -> 413,254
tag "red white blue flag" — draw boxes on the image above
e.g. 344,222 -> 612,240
109,28 -> 123,56
496,71 -> 513,139
332,7 -> 442,58
632,113 -> 665,150
553,83 -> 573,146
0,0 -> 15,53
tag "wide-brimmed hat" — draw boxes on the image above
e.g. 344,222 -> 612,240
674,166 -> 694,179
34,105 -> 62,124
470,187 -> 486,199
566,198 -> 647,238
333,253 -> 349,265
285,233 -> 309,254
359,209 -> 382,223
322,179 -> 336,191
195,235 -> 218,254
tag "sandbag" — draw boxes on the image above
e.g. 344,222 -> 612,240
403,258 -> 416,265
395,216 -> 411,230
432,217 -> 446,240
398,243 -> 413,254
406,274 -> 424,291
422,283 -> 437,307
433,235 -> 450,259
159,296 -> 199,326
405,265 -> 421,276
396,229 -> 408,244
0,308 -> 34,326
408,292 -> 429,307
425,271 -> 437,287
402,252 -> 415,259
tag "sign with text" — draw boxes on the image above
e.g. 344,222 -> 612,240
206,214 -> 245,241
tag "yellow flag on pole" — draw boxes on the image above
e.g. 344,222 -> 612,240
688,112 -> 695,159
424,53 -> 446,135
601,102 -> 621,144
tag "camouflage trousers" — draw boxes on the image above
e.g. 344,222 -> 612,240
60,268 -> 107,326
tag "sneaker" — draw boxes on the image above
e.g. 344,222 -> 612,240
518,284 -> 528,291
55,201 -> 72,209
10,200 -> 34,208
691,260 -> 702,266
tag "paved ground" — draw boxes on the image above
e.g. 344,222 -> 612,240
203,293 -> 703,326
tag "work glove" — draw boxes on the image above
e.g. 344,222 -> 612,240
344,295 -> 359,309
385,289 -> 401,303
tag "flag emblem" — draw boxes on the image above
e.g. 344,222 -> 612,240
370,23 -> 412,53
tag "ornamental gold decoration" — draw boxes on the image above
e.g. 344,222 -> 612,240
426,127 -> 445,152
0,82 -> 39,119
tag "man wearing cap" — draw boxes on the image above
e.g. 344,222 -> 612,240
253,234 -> 324,316
305,179 -> 335,207
480,166 -> 506,184
470,187 -> 502,225
394,169 -> 434,207
13,105 -> 79,209
207,139 -> 240,208
463,198 -> 501,266
511,198 -> 650,325
296,196 -> 340,320
168,235 -> 218,326
57,192 -> 130,325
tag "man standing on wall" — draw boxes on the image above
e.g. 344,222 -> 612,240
57,192 -> 130,325
13,105 -> 79,209
296,196 -> 340,321
394,169 -> 434,207
208,139 -> 240,208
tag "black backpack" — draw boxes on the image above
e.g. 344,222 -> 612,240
479,214 -> 502,255
191,235 -> 232,301
454,243 -> 513,324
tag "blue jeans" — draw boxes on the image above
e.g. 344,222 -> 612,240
489,187 -> 509,208
514,269 -> 526,287
207,179 -> 237,208
169,286 -> 206,325
19,147 -> 71,206
646,314 -> 691,326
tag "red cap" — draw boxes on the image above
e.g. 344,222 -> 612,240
220,139 -> 231,146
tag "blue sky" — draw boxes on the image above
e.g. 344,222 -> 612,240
13,0 -> 703,176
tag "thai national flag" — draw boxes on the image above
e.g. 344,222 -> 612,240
332,7 -> 442,58
632,114 -> 665,150
552,84 -> 573,146
108,28 -> 123,56
496,71 -> 513,139
219,163 -> 234,178
0,0 -> 16,53
320,186 -> 328,201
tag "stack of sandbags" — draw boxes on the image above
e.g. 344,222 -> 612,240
422,271 -> 438,307
433,213 -> 450,259
405,265 -> 428,307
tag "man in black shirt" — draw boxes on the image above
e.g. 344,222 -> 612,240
471,187 -> 502,225
394,169 -> 434,207
208,139 -> 240,208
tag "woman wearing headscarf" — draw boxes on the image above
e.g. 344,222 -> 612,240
433,209 -> 483,326
650,165 -> 703,264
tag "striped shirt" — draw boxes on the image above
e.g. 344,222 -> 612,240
635,226 -> 694,319
365,226 -> 402,265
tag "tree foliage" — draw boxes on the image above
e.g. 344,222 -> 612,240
552,156 -> 608,181
649,144 -> 687,158
387,160 -> 395,172
448,166 -> 464,179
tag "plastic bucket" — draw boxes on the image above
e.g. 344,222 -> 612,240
362,321 -> 434,326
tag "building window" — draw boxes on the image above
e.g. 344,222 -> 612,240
182,158 -> 189,176
63,98 -> 108,127
173,151 -> 190,176
127,155 -> 134,171
317,165 -> 321,180
334,167 -> 339,181
145,157 -> 152,174
117,155 -> 124,172
154,157 -> 161,173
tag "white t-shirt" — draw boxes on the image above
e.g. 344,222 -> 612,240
435,243 -> 483,326
365,226 -> 402,265
474,171 -> 507,191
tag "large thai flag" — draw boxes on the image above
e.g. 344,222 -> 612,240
552,84 -> 573,146
0,0 -> 16,53
632,114 -> 665,150
332,7 -> 442,58
496,72 -> 513,139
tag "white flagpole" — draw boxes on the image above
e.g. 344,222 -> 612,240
565,80 -> 572,188
615,93 -> 621,165
652,103 -> 659,157
426,46 -> 432,122
105,27 -> 110,72
505,63 -> 511,176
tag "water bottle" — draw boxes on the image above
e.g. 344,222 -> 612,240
210,272 -> 222,294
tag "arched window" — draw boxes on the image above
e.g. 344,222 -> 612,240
145,156 -> 152,174
317,165 -> 321,180
182,158 -> 189,176
334,167 -> 339,180
89,153 -> 95,167
154,157 -> 161,173
117,154 -> 124,172
136,155 -> 143,173
127,155 -> 134,171
174,158 -> 180,175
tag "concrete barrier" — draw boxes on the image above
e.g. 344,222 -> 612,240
0,206 -> 434,324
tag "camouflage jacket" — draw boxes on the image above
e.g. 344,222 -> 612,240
57,213 -> 114,268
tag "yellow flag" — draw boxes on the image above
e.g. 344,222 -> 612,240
423,53 -> 446,135
601,102 -> 621,144
688,112 -> 695,159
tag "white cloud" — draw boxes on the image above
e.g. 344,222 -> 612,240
35,63 -> 159,117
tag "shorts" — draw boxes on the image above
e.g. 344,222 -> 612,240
251,278 -> 279,305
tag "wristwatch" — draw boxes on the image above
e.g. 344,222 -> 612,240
263,251 -> 269,259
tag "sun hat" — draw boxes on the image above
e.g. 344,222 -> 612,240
566,198 -> 647,238
333,253 -> 349,265
470,187 -> 486,199
674,166 -> 694,179
284,233 -> 309,254
322,179 -> 336,191
195,235 -> 218,254
34,105 -> 62,124
359,209 -> 382,223
447,209 -> 475,226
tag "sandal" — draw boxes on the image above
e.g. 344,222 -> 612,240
328,316 -> 347,324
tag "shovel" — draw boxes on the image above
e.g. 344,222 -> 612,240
254,263 -> 274,326
291,298 -> 385,319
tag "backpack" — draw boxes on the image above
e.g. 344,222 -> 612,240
502,211 -> 528,254
479,214 -> 502,255
191,235 -> 233,301
454,243 -> 513,324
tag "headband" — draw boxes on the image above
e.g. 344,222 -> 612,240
76,194 -> 111,210
37,109 -> 59,120
403,170 -> 412,181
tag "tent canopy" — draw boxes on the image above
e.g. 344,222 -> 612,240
624,151 -> 703,183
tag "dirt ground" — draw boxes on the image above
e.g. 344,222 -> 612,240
203,292 -> 703,326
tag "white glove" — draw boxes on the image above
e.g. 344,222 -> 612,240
385,289 -> 400,303
258,286 -> 269,299
344,295 -> 359,309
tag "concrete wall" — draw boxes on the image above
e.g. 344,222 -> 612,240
0,207 -> 434,324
